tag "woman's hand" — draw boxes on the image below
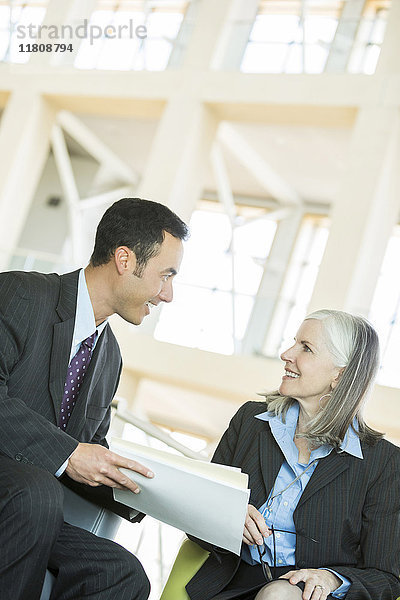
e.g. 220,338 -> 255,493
242,504 -> 271,545
279,568 -> 341,600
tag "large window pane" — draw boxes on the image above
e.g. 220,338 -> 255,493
241,0 -> 390,75
263,215 -> 330,357
369,226 -> 400,388
154,203 -> 277,355
74,1 -> 186,71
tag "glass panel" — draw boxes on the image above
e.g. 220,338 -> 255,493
0,6 -> 10,61
347,3 -> 390,74
251,15 -> 300,43
369,226 -> 400,388
263,215 -> 330,357
74,0 -> 186,71
241,0 -> 390,74
303,16 -> 338,44
304,42 -> 329,73
1,4 -> 47,64
154,204 -> 276,355
241,42 -> 288,73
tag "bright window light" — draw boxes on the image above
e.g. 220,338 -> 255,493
251,15 -> 299,44
346,3 -> 389,74
369,226 -> 400,389
154,203 -> 277,355
241,2 -> 339,74
241,0 -> 390,75
74,1 -> 186,71
263,215 -> 330,357
0,2 -> 47,64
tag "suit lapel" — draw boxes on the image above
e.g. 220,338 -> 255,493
67,327 -> 109,436
255,427 -> 285,507
49,270 -> 80,421
256,418 -> 351,511
297,450 -> 350,509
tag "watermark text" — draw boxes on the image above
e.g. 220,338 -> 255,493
16,19 -> 147,45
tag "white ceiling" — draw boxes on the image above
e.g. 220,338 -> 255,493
71,113 -> 352,206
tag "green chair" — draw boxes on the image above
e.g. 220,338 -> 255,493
160,538 -> 209,600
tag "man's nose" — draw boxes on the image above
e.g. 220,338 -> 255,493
159,280 -> 173,303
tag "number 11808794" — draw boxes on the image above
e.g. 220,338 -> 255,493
19,43 -> 73,52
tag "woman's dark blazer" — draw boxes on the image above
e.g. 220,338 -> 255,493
187,401 -> 400,600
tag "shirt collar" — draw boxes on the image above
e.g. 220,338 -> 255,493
255,402 -> 363,459
73,269 -> 108,348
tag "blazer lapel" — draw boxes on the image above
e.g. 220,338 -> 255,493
67,327 -> 109,436
49,270 -> 80,421
296,450 -> 350,509
255,427 -> 285,507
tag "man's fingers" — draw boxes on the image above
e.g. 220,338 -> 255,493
109,452 -> 154,478
96,465 -> 142,493
66,443 -> 154,493
81,469 -> 142,493
110,467 -> 142,493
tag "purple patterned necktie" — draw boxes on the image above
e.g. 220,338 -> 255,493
59,331 -> 98,430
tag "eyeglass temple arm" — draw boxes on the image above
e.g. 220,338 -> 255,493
269,526 -> 319,544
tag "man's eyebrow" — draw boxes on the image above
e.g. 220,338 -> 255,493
161,268 -> 177,275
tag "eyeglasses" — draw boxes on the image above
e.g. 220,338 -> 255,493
256,525 -> 319,581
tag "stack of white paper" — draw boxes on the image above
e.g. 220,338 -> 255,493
110,438 -> 250,555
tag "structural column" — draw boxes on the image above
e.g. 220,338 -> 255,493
308,106 -> 400,315
137,0 -> 241,222
309,0 -> 400,316
29,0 -> 97,67
136,94 -> 217,223
0,91 -> 56,270
137,0 -> 244,335
325,0 -> 365,72
211,0 -> 259,71
242,208 -> 303,355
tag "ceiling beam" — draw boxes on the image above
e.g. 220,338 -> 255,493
1,65 -> 398,117
57,110 -> 138,184
218,122 -> 301,205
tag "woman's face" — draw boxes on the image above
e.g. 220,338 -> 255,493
279,318 -> 342,411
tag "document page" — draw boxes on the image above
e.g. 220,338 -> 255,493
111,438 -> 250,555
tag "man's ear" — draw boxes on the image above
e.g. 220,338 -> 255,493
114,246 -> 136,275
331,367 -> 345,390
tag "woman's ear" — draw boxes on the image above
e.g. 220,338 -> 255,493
331,367 -> 345,390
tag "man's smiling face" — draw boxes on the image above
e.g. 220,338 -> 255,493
113,232 -> 184,325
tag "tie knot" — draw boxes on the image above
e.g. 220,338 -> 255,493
83,331 -> 98,350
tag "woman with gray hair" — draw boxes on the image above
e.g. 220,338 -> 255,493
187,310 -> 400,600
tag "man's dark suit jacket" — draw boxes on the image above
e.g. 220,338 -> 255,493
0,269 -> 138,520
187,401 -> 400,600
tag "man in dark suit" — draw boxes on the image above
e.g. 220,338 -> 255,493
0,198 -> 189,600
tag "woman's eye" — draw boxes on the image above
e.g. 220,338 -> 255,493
303,344 -> 312,352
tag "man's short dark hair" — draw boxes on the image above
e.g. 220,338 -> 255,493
90,198 -> 189,275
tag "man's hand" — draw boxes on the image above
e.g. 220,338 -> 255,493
65,442 -> 154,493
243,504 -> 271,545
